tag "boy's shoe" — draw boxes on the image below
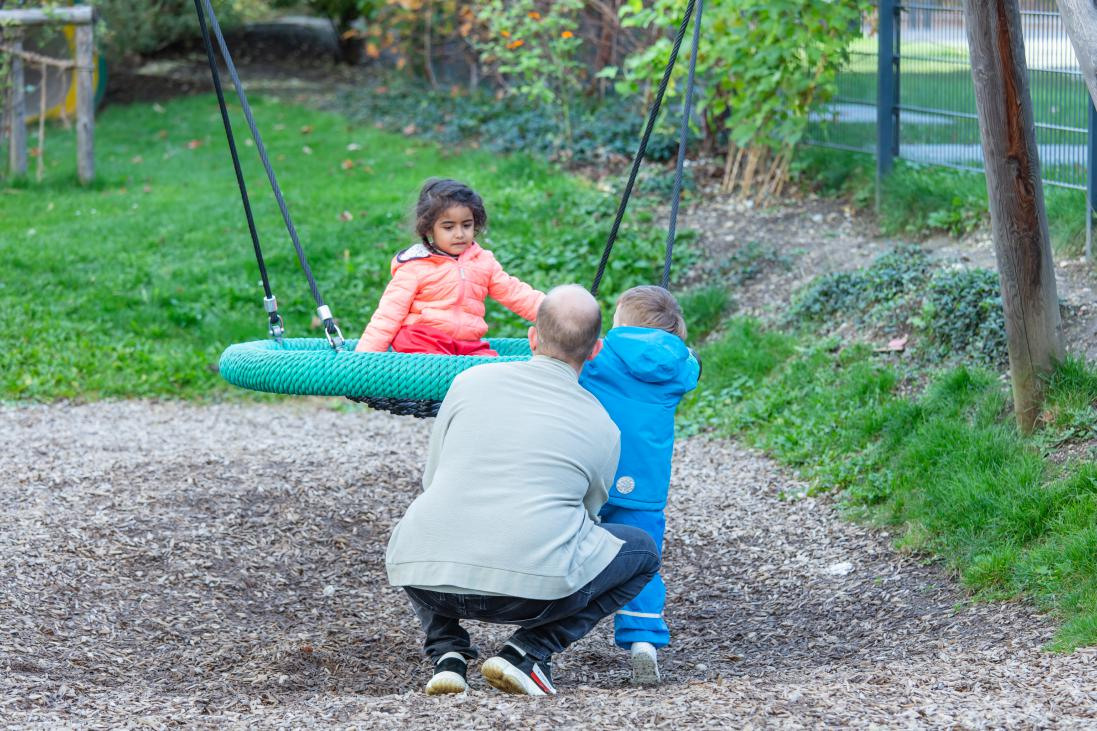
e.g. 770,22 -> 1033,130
425,652 -> 468,695
480,642 -> 556,696
629,642 -> 660,685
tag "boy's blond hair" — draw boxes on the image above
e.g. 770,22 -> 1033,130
615,285 -> 687,341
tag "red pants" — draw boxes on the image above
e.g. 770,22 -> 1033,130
391,324 -> 499,357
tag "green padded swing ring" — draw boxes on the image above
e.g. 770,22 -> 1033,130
218,337 -> 533,401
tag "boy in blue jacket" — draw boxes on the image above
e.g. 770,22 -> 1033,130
579,285 -> 700,685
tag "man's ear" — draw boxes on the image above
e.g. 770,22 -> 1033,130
528,326 -> 538,353
587,338 -> 603,361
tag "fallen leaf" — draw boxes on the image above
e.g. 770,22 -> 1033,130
300,125 -> 314,135
302,145 -> 313,155
340,159 -> 355,171
346,142 -> 362,151
156,130 -> 168,139
338,210 -> 354,222
402,123 -> 417,136
887,334 -> 908,351
153,103 -> 165,114
186,140 -> 203,150
131,155 -> 143,164
142,184 -> 152,193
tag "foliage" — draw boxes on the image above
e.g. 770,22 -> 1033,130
788,244 -> 930,323
337,76 -> 680,162
678,284 -> 733,345
787,245 -> 1008,366
609,0 -> 869,196
92,0 -> 271,61
0,95 -> 680,399
916,268 -> 1006,364
471,0 -> 585,144
681,318 -> 1097,649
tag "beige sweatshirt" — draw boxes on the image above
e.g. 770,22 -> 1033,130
385,355 -> 623,599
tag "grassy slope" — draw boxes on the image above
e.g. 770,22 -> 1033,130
0,95 -> 666,400
684,318 -> 1097,650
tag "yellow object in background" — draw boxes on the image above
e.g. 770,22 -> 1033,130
23,24 -> 107,124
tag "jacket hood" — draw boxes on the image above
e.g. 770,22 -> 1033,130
392,242 -> 482,274
604,326 -> 694,384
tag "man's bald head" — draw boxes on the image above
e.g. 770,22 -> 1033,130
534,285 -> 603,368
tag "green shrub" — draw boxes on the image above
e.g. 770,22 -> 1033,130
788,244 -> 930,324
917,268 -> 1006,364
95,0 -> 271,61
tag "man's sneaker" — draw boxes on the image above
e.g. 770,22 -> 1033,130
629,642 -> 660,685
480,643 -> 556,696
425,652 -> 468,695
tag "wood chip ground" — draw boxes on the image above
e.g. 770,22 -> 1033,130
2,401 -> 1095,728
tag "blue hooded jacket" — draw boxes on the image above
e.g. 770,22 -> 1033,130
579,326 -> 700,511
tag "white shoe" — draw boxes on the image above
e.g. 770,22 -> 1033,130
425,652 -> 468,695
629,642 -> 660,685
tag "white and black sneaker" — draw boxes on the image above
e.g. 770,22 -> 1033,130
629,642 -> 660,685
480,642 -> 556,696
424,652 -> 469,695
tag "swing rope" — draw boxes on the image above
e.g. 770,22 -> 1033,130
589,0 -> 700,297
663,0 -> 704,290
195,0 -> 343,348
203,0 -> 703,418
193,0 -> 283,341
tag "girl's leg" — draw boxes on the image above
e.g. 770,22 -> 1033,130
391,324 -> 499,357
602,506 -> 669,649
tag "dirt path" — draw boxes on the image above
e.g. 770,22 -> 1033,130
3,401 -> 1095,728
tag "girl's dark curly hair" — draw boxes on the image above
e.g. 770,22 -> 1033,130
414,178 -> 487,245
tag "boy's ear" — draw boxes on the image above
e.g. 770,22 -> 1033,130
587,338 -> 604,361
528,326 -> 539,352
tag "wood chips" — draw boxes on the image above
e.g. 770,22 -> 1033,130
1,400 -> 1095,729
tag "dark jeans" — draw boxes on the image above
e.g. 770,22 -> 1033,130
404,523 -> 660,662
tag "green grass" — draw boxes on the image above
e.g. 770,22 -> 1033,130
793,146 -> 1091,254
0,95 -> 673,400
684,318 -> 1097,649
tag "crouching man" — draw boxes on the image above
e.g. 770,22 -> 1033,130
385,284 -> 660,696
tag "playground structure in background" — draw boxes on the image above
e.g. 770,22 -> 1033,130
1,4 -> 102,183
20,22 -> 107,124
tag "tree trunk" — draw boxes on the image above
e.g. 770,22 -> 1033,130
1055,0 -> 1097,109
963,0 -> 1063,433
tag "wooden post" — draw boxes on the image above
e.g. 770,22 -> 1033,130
1055,0 -> 1097,110
75,22 -> 94,184
8,34 -> 27,177
962,0 -> 1064,433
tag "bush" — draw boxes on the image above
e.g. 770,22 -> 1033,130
918,268 -> 1007,365
96,0 -> 271,61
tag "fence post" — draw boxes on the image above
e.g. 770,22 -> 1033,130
8,33 -> 27,178
876,0 -> 900,211
1087,99 -> 1095,261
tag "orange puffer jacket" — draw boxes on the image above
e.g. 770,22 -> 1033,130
358,242 -> 545,352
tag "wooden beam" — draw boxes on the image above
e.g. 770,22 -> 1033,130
75,23 -> 94,184
1055,0 -> 1097,109
7,35 -> 27,177
0,7 -> 94,26
963,0 -> 1064,433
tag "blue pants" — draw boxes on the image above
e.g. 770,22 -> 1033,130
404,523 -> 659,662
599,505 -> 668,648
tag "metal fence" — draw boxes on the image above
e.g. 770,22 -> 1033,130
807,0 -> 1096,245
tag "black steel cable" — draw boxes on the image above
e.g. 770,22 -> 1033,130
662,0 -> 704,290
589,0 -> 696,297
198,0 -> 341,344
193,0 -> 283,339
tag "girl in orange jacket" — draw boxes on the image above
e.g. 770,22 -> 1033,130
355,178 -> 545,356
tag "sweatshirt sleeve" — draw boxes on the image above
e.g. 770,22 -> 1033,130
485,253 -> 545,322
356,265 -> 420,352
583,430 -> 620,521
